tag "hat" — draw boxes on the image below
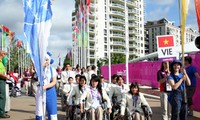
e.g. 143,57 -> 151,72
170,60 -> 182,68
46,51 -> 54,64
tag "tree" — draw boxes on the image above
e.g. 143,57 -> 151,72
111,54 -> 125,64
97,58 -> 108,75
62,54 -> 71,70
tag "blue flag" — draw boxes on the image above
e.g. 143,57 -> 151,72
23,0 -> 52,86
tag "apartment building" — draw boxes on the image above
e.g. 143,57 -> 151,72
145,18 -> 199,54
72,0 -> 145,67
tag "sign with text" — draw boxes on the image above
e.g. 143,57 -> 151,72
157,35 -> 176,60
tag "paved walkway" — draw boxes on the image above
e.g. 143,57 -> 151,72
1,91 -> 200,120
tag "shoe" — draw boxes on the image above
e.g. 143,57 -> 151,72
188,111 -> 193,116
0,114 -> 10,118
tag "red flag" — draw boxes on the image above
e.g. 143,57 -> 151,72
17,40 -> 22,47
194,0 -> 200,32
86,0 -> 90,6
2,25 -> 10,33
157,36 -> 174,48
80,2 -> 84,13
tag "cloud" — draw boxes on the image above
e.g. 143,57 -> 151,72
0,0 -> 75,67
146,6 -> 170,21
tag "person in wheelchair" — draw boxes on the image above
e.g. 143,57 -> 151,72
61,77 -> 75,111
67,75 -> 89,119
80,75 -> 112,120
109,75 -> 129,119
120,82 -> 152,120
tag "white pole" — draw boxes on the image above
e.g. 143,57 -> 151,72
106,0 -> 111,83
8,45 -> 10,71
87,7 -> 90,66
1,25 -> 3,50
83,4 -> 86,68
125,0 -> 129,85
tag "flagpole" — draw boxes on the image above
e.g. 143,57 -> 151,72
1,25 -> 3,50
106,0 -> 111,83
125,0 -> 129,85
179,0 -> 187,104
87,7 -> 90,66
83,3 -> 86,69
80,5 -> 83,68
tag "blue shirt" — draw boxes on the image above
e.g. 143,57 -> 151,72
185,65 -> 198,87
168,73 -> 184,91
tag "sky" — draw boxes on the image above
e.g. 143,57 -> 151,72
0,0 -> 198,67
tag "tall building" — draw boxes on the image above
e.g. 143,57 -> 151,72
72,0 -> 145,67
145,18 -> 199,54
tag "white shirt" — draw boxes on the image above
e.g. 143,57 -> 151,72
61,70 -> 75,84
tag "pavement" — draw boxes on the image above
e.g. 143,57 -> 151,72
1,87 -> 200,120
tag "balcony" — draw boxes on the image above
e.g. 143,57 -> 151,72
89,29 -> 95,35
89,37 -> 95,42
89,55 -> 95,58
128,9 -> 138,14
127,0 -> 137,8
110,25 -> 125,32
129,37 -> 137,43
110,18 -> 125,25
111,48 -> 125,53
128,16 -> 138,21
110,10 -> 125,17
129,30 -> 138,35
110,3 -> 124,11
111,41 -> 125,46
89,46 -> 95,51
110,33 -> 125,39
129,23 -> 138,28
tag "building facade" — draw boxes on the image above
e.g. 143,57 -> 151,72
72,0 -> 145,67
145,18 -> 199,54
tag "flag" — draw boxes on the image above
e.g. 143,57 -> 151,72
86,0 -> 90,6
194,0 -> 200,32
86,0 -> 90,12
23,0 -> 52,119
8,32 -> 15,43
157,36 -> 174,48
84,32 -> 88,47
17,40 -> 22,47
2,25 -> 10,33
23,0 -> 52,85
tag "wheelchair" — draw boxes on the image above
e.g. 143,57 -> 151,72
124,106 -> 152,120
102,100 -> 111,120
110,96 -> 121,120
66,98 -> 87,120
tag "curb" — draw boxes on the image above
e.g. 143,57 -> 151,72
142,93 -> 160,99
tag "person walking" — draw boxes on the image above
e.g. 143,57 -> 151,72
168,60 -> 191,120
184,56 -> 200,116
0,50 -> 10,118
157,61 -> 171,120
36,52 -> 58,120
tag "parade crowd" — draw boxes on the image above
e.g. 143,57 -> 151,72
0,50 -> 200,120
